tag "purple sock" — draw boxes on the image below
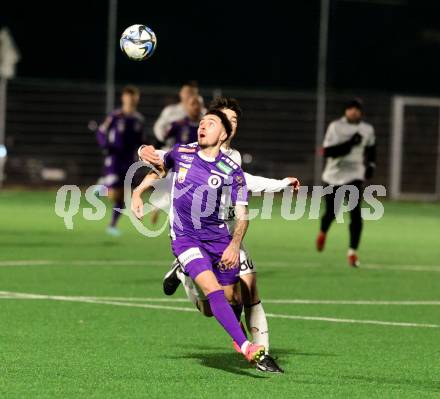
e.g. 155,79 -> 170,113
207,290 -> 247,348
111,201 -> 124,227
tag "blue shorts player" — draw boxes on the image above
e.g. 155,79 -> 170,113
146,109 -> 266,364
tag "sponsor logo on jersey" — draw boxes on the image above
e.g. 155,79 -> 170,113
216,161 -> 232,175
178,247 -> 204,267
177,167 -> 189,183
181,154 -> 194,162
178,162 -> 192,169
221,157 -> 239,170
178,147 -> 196,153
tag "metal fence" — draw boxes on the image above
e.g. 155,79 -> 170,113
2,78 -> 405,191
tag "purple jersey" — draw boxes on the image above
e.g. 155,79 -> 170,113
164,143 -> 248,240
96,109 -> 144,187
166,117 -> 199,145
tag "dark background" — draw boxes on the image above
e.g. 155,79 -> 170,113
1,0 -> 440,94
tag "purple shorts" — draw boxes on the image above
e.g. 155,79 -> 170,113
102,156 -> 132,188
171,235 -> 240,286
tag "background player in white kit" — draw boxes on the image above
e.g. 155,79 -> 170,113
134,97 -> 300,373
316,98 -> 376,267
153,81 -> 205,144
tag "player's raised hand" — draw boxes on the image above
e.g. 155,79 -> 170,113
287,177 -> 300,191
221,242 -> 240,269
131,191 -> 145,220
138,145 -> 162,166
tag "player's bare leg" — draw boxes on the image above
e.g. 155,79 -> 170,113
150,207 -> 160,225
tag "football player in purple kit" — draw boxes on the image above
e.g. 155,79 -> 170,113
135,97 -> 298,373
141,109 -> 266,364
96,85 -> 145,236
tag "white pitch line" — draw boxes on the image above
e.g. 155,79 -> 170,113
261,299 -> 440,306
264,313 -> 440,329
1,292 -> 440,306
0,291 -> 439,329
0,260 -> 165,267
59,298 -> 440,329
363,264 -> 440,272
0,259 -> 439,273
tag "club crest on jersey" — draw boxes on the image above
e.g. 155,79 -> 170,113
178,147 -> 196,153
208,174 -> 222,189
235,175 -> 244,185
216,161 -> 232,175
177,167 -> 189,183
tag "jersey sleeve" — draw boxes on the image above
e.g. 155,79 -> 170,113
323,122 -> 339,147
244,172 -> 291,192
231,169 -> 248,206
153,106 -> 173,142
228,149 -> 242,166
163,144 -> 179,170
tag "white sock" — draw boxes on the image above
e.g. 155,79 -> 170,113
244,302 -> 269,353
240,340 -> 251,354
348,248 -> 357,256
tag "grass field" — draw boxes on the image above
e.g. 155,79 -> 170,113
0,191 -> 439,398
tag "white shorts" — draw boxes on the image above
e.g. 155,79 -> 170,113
239,244 -> 256,276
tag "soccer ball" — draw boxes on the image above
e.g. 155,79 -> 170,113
120,24 -> 157,61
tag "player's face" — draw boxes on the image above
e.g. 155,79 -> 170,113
121,92 -> 139,110
220,108 -> 238,139
184,96 -> 202,119
345,107 -> 362,123
179,86 -> 197,103
198,115 -> 227,147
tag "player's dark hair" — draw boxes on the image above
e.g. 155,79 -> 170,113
344,98 -> 363,112
122,85 -> 140,96
181,80 -> 199,89
209,96 -> 242,119
205,109 -> 233,138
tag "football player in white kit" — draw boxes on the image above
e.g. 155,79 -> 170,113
134,97 -> 299,373
316,98 -> 376,267
153,82 -> 205,145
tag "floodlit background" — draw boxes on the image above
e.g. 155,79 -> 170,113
0,1 -> 439,398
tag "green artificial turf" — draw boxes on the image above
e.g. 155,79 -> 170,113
0,191 -> 439,398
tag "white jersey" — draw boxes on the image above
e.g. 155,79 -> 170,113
220,147 -> 291,193
153,98 -> 206,143
322,117 -> 375,185
153,103 -> 187,143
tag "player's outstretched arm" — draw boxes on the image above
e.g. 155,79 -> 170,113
221,204 -> 249,268
131,172 -> 161,220
96,114 -> 114,148
244,172 -> 300,193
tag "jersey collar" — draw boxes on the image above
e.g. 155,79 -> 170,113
197,150 -> 221,162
